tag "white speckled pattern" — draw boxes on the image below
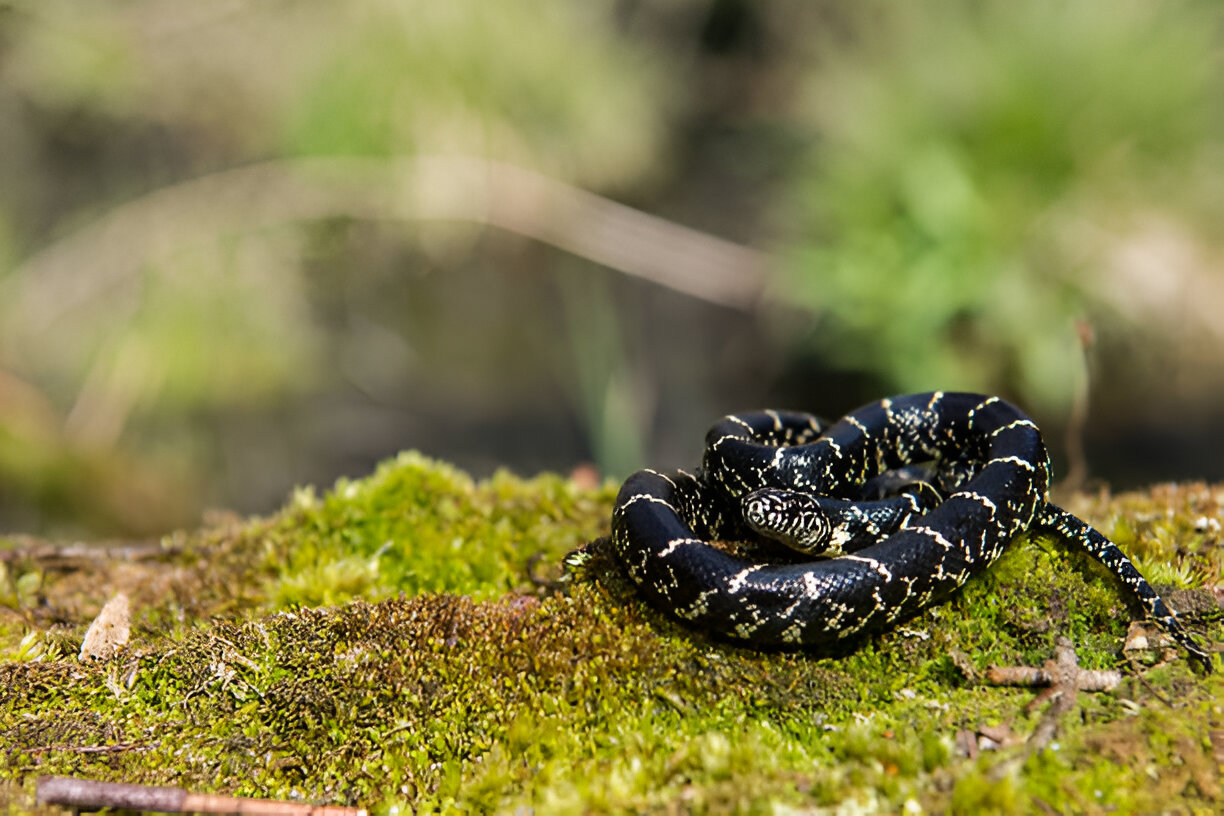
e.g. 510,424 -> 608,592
611,391 -> 1212,672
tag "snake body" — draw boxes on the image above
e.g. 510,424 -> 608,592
611,391 -> 1212,672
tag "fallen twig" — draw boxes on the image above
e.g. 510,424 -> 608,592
1025,637 -> 1081,754
4,156 -> 769,343
36,776 -> 366,816
0,539 -> 173,565
985,663 -> 1120,692
1060,319 -> 1095,493
28,742 -> 150,756
1124,656 -> 1174,708
980,638 -> 1102,781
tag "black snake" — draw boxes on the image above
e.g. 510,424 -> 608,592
611,391 -> 1213,672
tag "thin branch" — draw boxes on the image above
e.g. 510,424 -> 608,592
0,538 -> 174,565
2,157 -> 769,349
1060,318 -> 1095,493
985,664 -> 1120,692
28,742 -> 150,755
1024,637 -> 1082,754
36,776 -> 366,816
983,638 -> 1089,782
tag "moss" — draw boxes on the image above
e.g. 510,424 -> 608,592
0,460 -> 1220,813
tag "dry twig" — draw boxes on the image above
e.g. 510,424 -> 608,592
4,155 -> 769,344
980,637 -> 1111,779
28,742 -> 150,756
1025,637 -> 1082,754
36,776 -> 365,816
1060,319 -> 1095,493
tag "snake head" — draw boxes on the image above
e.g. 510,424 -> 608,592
742,488 -> 834,555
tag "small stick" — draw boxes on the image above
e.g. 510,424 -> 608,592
1061,319 -> 1095,493
985,665 -> 1120,692
36,776 -> 366,816
28,742 -> 148,756
0,539 -> 174,565
1025,637 -> 1081,754
986,638 -> 1087,781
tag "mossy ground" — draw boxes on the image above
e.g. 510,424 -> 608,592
0,453 -> 1221,814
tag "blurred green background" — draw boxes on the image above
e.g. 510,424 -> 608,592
2,0 -> 1223,537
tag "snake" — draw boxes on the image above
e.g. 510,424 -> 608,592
610,391 -> 1213,672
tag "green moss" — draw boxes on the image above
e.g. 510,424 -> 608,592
256,453 -> 615,608
0,460 -> 1220,813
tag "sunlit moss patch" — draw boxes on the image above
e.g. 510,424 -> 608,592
0,459 -> 1220,813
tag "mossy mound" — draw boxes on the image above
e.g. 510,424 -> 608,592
0,456 -> 1221,813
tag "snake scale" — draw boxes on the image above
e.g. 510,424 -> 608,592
611,391 -> 1213,672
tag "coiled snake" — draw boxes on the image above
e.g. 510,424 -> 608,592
611,392 -> 1213,672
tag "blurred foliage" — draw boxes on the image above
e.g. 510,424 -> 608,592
0,0 -> 665,397
781,0 -> 1224,412
0,0 -> 670,533
283,4 -> 664,185
1,0 -> 1223,534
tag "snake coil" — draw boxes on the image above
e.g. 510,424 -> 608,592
611,391 -> 1212,672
